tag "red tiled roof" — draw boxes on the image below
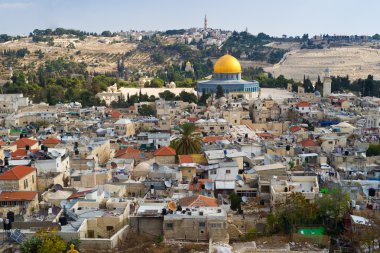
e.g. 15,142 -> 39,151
67,190 -> 94,200
42,137 -> 60,145
115,147 -> 141,158
0,140 -> 7,146
154,146 -> 176,156
0,165 -> 36,180
296,101 -> 311,107
0,191 -> 37,201
178,155 -> 193,164
179,195 -> 218,207
299,139 -> 319,147
257,133 -> 274,139
11,138 -> 38,149
187,117 -> 198,123
110,110 -> 121,118
290,126 -> 303,133
203,136 -> 225,143
11,149 -> 39,159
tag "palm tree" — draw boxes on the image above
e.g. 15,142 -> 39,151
170,123 -> 202,155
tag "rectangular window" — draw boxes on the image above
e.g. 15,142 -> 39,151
226,170 -> 231,174
261,185 -> 270,193
32,175 -> 34,183
199,222 -> 206,228
210,223 -> 222,229
166,223 -> 173,229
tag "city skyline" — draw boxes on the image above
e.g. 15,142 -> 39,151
1,0 -> 380,36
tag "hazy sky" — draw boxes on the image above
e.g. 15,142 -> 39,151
1,0 -> 379,36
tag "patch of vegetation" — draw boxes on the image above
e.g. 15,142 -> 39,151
221,31 -> 288,64
1,48 -> 30,58
366,143 -> 380,156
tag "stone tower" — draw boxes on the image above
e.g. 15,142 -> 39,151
204,14 -> 208,31
323,68 -> 332,97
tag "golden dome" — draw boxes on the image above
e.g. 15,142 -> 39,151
213,54 -> 242,74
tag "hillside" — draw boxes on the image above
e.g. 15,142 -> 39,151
265,44 -> 380,81
0,35 -> 160,81
1,33 -> 380,84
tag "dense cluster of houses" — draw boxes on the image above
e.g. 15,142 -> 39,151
0,88 -> 378,251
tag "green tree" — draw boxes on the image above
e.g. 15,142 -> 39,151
21,229 -> 66,253
198,92 -> 210,106
159,90 -> 176,101
179,91 -> 197,103
151,52 -> 165,64
366,143 -> 380,156
267,193 -> 317,234
150,78 -> 164,88
101,30 -> 112,37
20,236 -> 42,253
215,85 -> 224,99
229,192 -> 242,212
138,104 -> 156,116
315,187 -> 349,233
170,123 -> 202,155
303,77 -> 314,93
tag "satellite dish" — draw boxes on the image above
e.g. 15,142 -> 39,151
242,196 -> 248,203
52,184 -> 63,191
164,181 -> 172,188
167,201 -> 177,212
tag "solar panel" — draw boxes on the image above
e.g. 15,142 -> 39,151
10,229 -> 26,244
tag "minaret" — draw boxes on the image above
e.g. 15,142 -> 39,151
322,68 -> 332,97
204,15 -> 208,31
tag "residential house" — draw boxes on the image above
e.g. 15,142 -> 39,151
154,146 -> 176,165
0,165 -> 37,191
163,207 -> 228,242
41,137 -> 61,148
114,118 -> 135,137
11,138 -> 39,150
0,191 -> 39,215
270,175 -> 319,207
295,101 -> 311,114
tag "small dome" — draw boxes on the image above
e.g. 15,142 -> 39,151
214,54 -> 242,74
167,81 -> 176,88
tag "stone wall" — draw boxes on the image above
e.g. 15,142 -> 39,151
79,224 -> 129,250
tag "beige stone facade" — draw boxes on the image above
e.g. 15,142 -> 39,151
0,170 -> 37,191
